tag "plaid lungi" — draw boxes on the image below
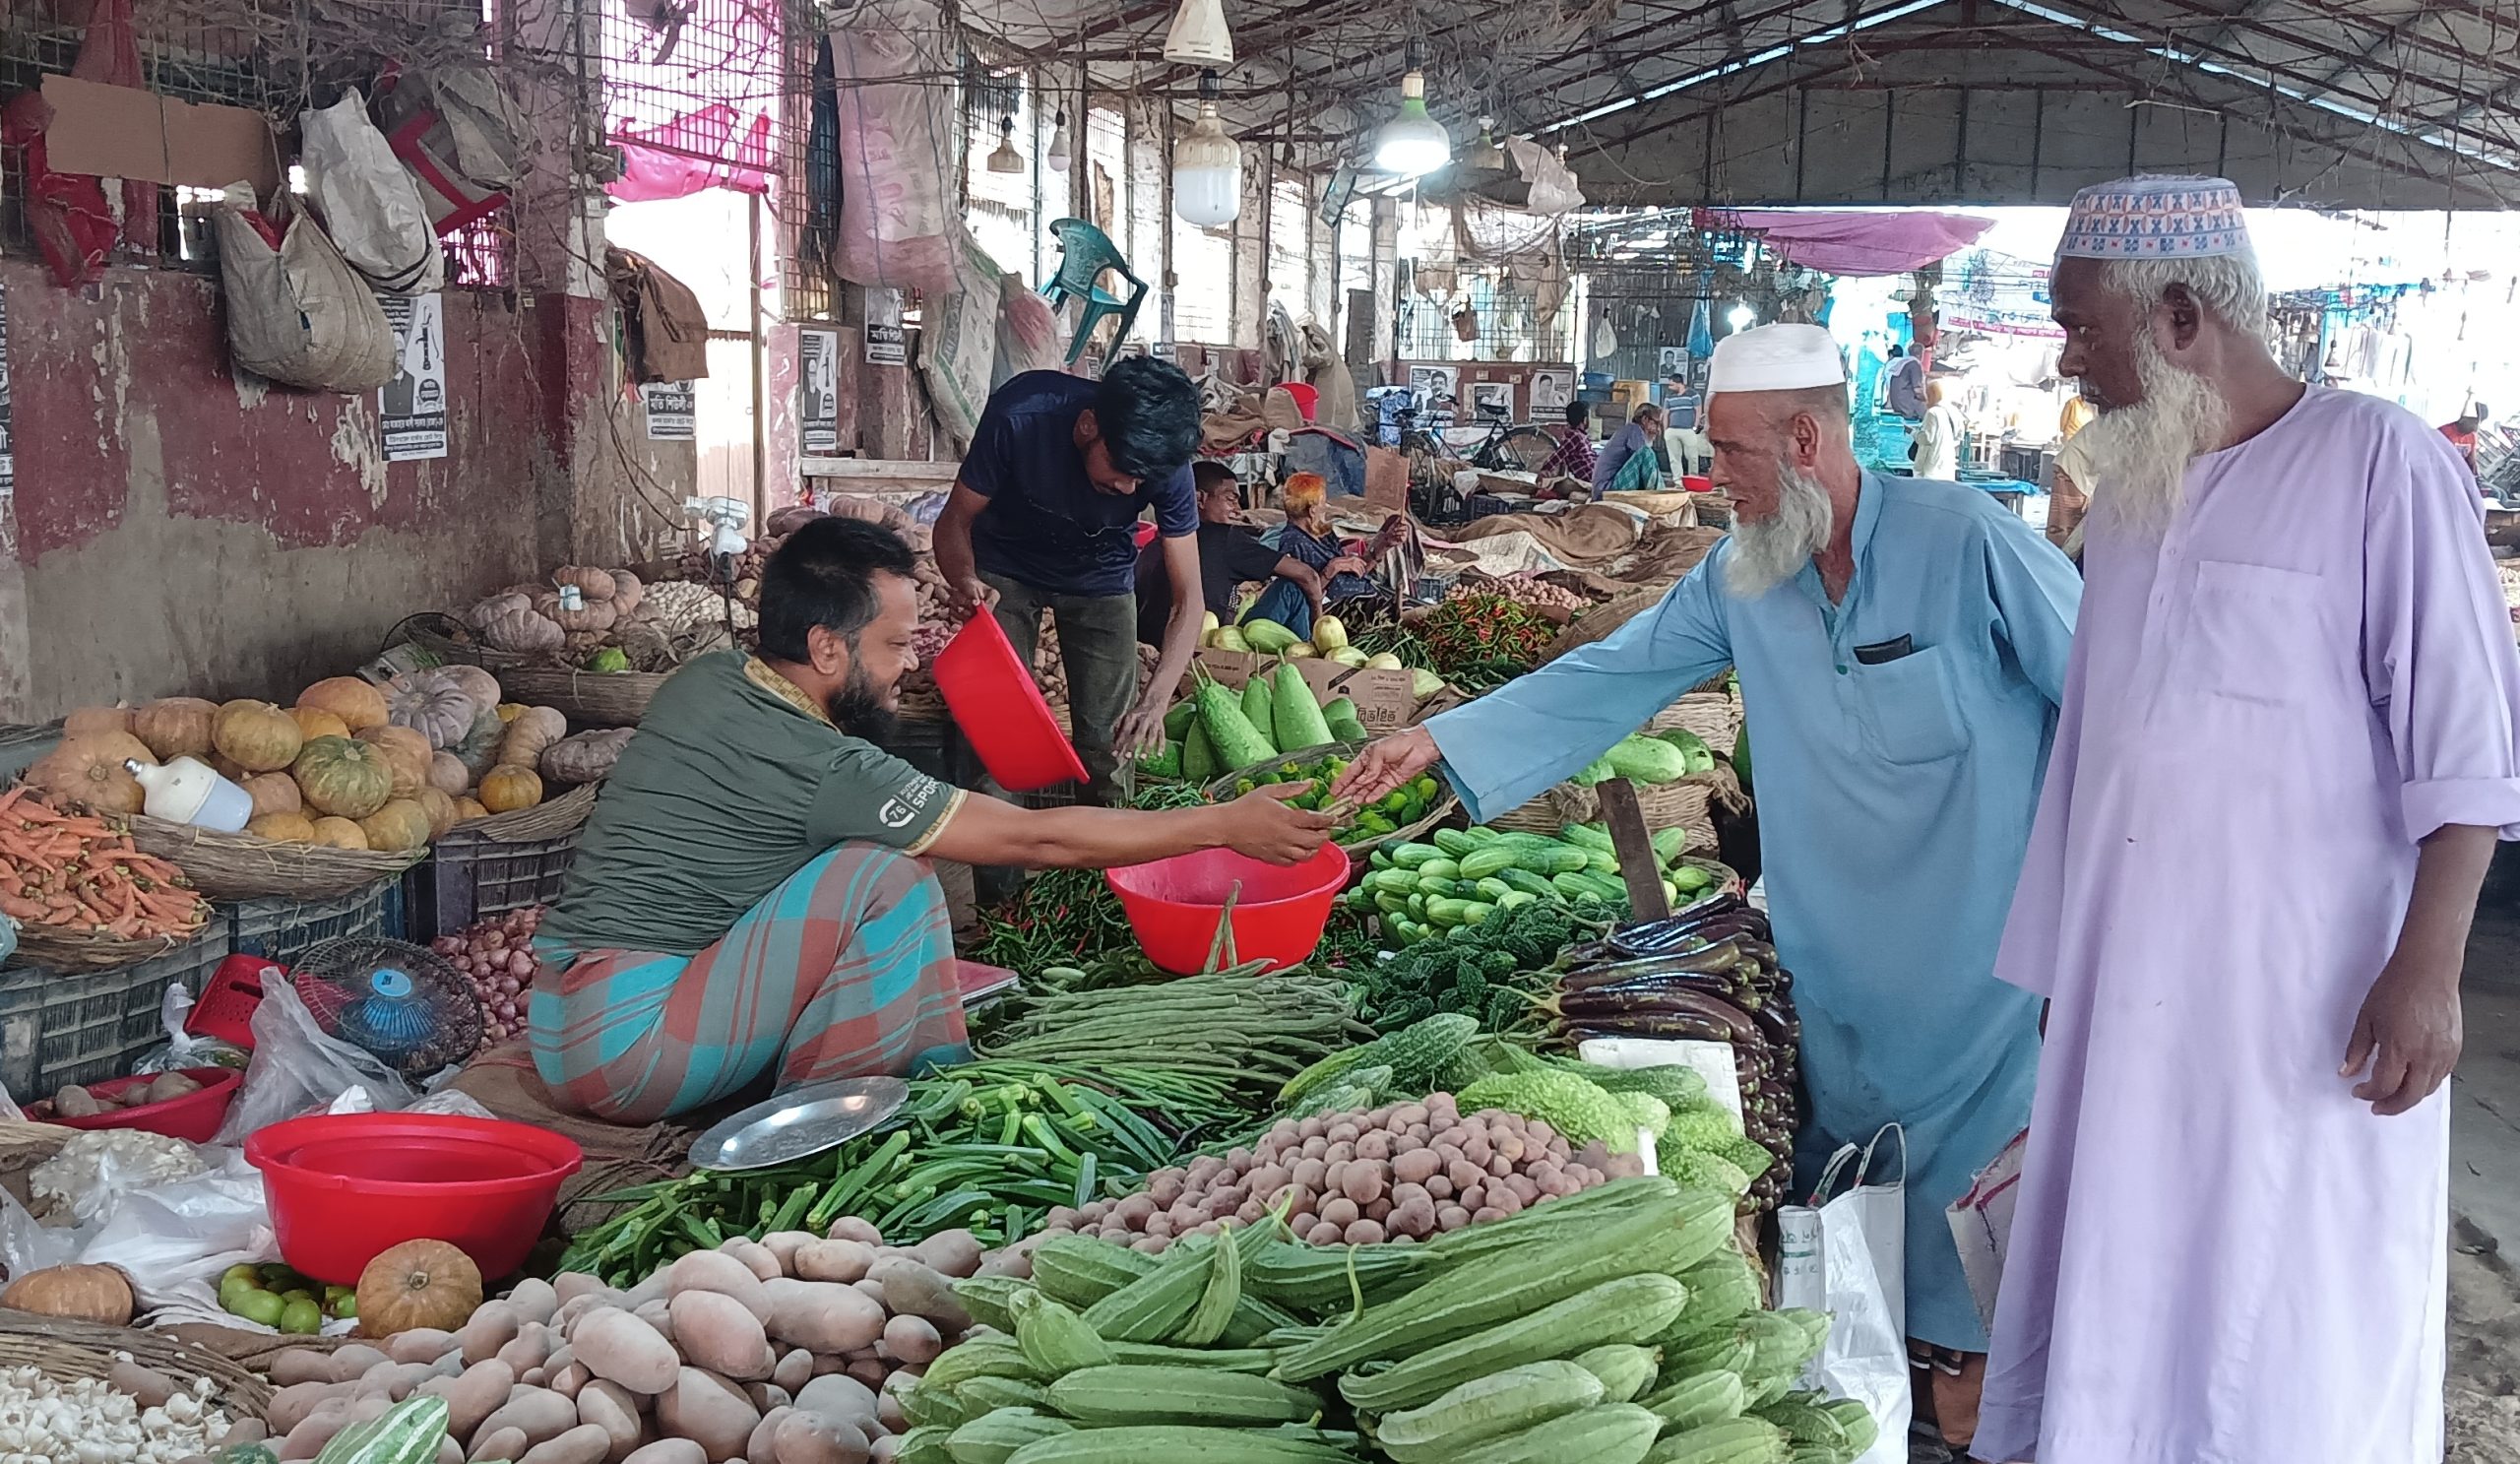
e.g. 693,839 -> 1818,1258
530,843 -> 969,1122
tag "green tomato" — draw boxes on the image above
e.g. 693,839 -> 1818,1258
279,1297 -> 324,1335
229,1289 -> 285,1327
330,1295 -> 358,1320
220,1263 -> 262,1289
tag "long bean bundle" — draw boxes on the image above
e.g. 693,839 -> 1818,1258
975,961 -> 1371,1098
558,1058 -> 1230,1284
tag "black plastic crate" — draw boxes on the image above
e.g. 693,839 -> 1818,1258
401,826 -> 584,942
229,877 -> 404,965
0,927 -> 230,1096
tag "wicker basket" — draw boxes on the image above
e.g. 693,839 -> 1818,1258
1489,780 -> 1599,835
499,668 -> 668,728
1652,691 -> 1743,758
383,611 -> 534,671
0,1309 -> 274,1419
1201,740 -> 1460,859
124,814 -> 428,900
454,783 -> 599,842
1539,586 -> 1672,665
2,922 -> 194,975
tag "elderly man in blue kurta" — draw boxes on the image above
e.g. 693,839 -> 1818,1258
1335,323 -> 2081,1453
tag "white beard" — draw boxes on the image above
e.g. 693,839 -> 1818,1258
2059,333 -> 2231,536
1727,459 -> 1833,599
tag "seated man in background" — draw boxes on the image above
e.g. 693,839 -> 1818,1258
1535,401 -> 1599,485
1594,403 -> 1668,494
1135,462 -> 1332,645
535,517 -> 1333,1123
1252,473 -> 1377,639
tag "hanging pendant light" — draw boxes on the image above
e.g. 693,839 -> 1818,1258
1465,117 -> 1505,170
1173,70 -> 1241,226
1163,0 -> 1232,67
986,114 -> 1023,173
1046,109 -> 1071,172
1373,48 -> 1451,177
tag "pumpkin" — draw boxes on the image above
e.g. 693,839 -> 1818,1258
389,671 -> 482,750
451,705 -> 506,780
541,727 -> 635,785
308,816 -> 369,850
207,751 -> 253,784
293,736 -> 394,819
466,591 -> 532,629
356,725 -> 434,798
495,702 -> 527,724
247,811 -> 317,843
533,588 -> 618,636
132,697 -> 220,760
63,706 -> 134,738
480,605 -> 564,654
453,796 -> 490,824
212,700 -> 303,772
298,675 -> 390,732
425,752 -> 470,796
287,705 -> 351,742
496,706 -> 567,770
0,1264 -> 135,1326
25,734 -> 154,815
434,665 -> 503,709
355,1239 -> 482,1339
414,788 -> 459,838
609,569 -> 645,617
477,764 -> 543,813
358,798 -> 432,853
241,772 -> 301,819
555,565 -> 617,600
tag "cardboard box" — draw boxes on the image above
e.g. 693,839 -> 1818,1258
40,75 -> 282,197
1178,649 -> 1426,735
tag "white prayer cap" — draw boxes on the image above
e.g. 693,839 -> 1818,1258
1707,324 -> 1847,395
2056,175 -> 2250,261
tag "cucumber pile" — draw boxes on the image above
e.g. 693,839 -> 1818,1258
900,1176 -> 1873,1464
1350,824 -> 1725,948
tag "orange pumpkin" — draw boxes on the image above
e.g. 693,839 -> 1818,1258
287,705 -> 351,742
354,1239 -> 482,1339
241,772 -> 301,819
212,700 -> 303,773
207,751 -> 254,784
246,811 -> 318,843
132,698 -> 220,761
298,676 -> 390,732
357,798 -> 432,853
413,788 -> 459,838
62,706 -> 134,738
25,734 -> 154,815
292,737 -> 394,820
452,796 -> 490,824
355,726 -> 433,798
477,764 -> 543,814
308,816 -> 370,850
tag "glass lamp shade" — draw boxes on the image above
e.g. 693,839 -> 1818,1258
1374,73 -> 1451,176
1173,103 -> 1241,225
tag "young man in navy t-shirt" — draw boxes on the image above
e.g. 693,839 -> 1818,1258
933,357 -> 1205,798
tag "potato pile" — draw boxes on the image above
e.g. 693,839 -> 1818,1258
1037,1093 -> 1637,1253
264,1223 -> 988,1463
41,1070 -> 207,1119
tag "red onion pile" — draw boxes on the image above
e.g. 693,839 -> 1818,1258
429,906 -> 544,1043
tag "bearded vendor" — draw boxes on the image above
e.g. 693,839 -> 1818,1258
1333,323 -> 2082,1454
533,517 -> 1335,1123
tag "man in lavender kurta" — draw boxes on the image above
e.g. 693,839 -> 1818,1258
1979,176 -> 2520,1464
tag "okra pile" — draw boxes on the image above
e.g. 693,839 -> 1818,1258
893,1176 -> 1876,1464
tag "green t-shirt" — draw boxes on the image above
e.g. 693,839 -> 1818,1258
541,653 -> 964,957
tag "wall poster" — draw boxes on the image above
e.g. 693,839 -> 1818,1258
799,328 -> 841,455
379,292 -> 449,462
641,382 -> 696,440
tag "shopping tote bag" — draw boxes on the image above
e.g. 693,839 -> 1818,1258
1776,1124 -> 1910,1464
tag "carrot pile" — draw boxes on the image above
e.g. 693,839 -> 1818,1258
0,786 -> 212,941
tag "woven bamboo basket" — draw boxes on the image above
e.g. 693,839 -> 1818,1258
125,814 -> 427,900
1538,586 -> 1672,665
0,1309 -> 274,1419
498,668 -> 668,728
2,922 -> 194,974
451,783 -> 599,842
1202,740 -> 1460,859
1652,691 -> 1744,758
1489,780 -> 1599,835
383,611 -> 533,671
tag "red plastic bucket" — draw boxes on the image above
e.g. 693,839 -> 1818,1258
1106,843 -> 1350,974
931,612 -> 1090,793
1280,382 -> 1320,421
244,1113 -> 584,1283
39,1067 -> 239,1143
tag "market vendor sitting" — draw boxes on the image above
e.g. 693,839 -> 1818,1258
1134,462 -> 1330,648
532,517 -> 1335,1124
1246,473 -> 1379,641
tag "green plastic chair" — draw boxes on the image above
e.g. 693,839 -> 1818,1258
1040,218 -> 1148,370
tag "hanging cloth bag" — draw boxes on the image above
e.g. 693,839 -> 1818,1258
301,89 -> 445,294
214,192 -> 398,393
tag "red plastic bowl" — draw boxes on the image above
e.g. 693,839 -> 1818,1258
931,612 -> 1090,793
244,1114 -> 584,1284
38,1067 -> 239,1142
1106,843 -> 1350,975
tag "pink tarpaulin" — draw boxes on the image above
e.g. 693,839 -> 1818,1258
608,104 -> 772,202
1702,208 -> 1992,277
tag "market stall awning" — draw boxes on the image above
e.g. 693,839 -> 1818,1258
1697,209 -> 1993,278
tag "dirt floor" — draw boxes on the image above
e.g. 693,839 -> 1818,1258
2451,899 -> 2520,1464
2450,1220 -> 2520,1464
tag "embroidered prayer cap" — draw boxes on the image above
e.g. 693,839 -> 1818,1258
2055,175 -> 2251,260
1707,323 -> 1846,395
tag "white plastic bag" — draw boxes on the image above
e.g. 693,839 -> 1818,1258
302,89 -> 445,294
132,983 -> 248,1075
78,1150 -> 287,1324
212,971 -> 416,1145
1776,1125 -> 1911,1464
